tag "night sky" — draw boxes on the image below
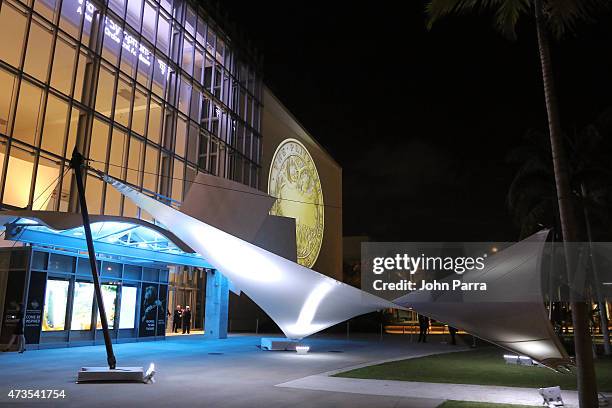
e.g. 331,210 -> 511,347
222,1 -> 612,242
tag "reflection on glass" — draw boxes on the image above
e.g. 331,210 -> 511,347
3,146 -> 34,207
71,282 -> 94,330
0,2 -> 28,68
119,286 -> 137,329
96,284 -> 118,329
43,280 -> 69,331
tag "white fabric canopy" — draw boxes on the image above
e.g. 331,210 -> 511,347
104,176 -> 398,339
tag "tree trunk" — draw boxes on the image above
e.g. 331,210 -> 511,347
581,183 -> 611,356
534,0 -> 598,406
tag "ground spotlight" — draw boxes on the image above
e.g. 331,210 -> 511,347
143,363 -> 156,384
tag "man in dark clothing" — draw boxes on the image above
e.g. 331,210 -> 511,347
448,326 -> 458,345
418,314 -> 429,343
182,306 -> 191,334
173,305 -> 182,333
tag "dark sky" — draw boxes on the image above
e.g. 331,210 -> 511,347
221,1 -> 612,242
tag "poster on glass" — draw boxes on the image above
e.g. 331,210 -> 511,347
96,284 -> 118,329
42,280 -> 69,331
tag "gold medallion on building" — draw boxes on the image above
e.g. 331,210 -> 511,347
268,139 -> 324,268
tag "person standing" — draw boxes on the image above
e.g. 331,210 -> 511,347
182,305 -> 191,334
448,326 -> 458,345
173,305 -> 182,333
3,304 -> 26,353
418,314 -> 429,343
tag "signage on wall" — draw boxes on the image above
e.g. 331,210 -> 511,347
268,138 -> 325,268
139,284 -> 160,337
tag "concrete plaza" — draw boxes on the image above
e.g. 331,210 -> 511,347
0,334 -> 459,407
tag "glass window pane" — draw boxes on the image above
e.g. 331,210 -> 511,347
187,122 -> 198,164
185,6 -> 195,36
120,30 -> 140,77
24,19 -> 53,82
34,0 -> 58,21
147,97 -> 162,144
171,159 -> 183,202
175,116 -> 186,157
109,0 -> 126,18
152,55 -> 169,96
178,77 -> 190,115
132,88 -> 147,135
73,48 -> 90,103
59,0 -> 83,38
109,129 -> 126,178
50,36 -> 77,95
13,81 -> 44,146
85,174 -> 103,214
198,130 -> 208,169
101,18 -> 121,66
137,49 -> 153,87
33,155 -> 61,211
127,136 -> 143,186
41,94 -> 69,156
89,118 -> 109,170
196,16 -> 206,44
65,106 -> 81,159
0,2 -> 27,68
156,12 -> 170,55
194,46 -> 204,85
96,66 -> 116,116
143,144 -> 158,192
126,0 -> 143,31
114,78 -> 133,127
142,1 -> 156,43
104,182 -> 122,215
0,68 -> 18,135
182,36 -> 193,76
3,145 -> 34,207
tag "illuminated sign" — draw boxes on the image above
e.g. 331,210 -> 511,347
268,139 -> 324,268
76,0 -> 170,74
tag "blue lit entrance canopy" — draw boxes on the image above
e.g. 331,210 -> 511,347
0,211 -> 211,268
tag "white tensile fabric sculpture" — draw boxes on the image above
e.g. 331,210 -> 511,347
104,176 -> 398,339
103,176 -> 570,368
393,230 -> 571,369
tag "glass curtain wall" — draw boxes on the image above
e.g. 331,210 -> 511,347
0,0 -> 262,218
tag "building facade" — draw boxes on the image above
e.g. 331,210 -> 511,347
0,0 -> 342,348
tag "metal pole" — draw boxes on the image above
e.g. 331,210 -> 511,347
70,149 -> 116,370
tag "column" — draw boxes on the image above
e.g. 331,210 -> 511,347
204,269 -> 228,339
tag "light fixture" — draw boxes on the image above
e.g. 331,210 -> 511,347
503,354 -> 535,366
295,346 -> 310,355
538,386 -> 563,407
143,363 -> 156,384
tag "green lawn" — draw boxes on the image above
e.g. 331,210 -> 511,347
439,402 -> 539,408
335,347 -> 612,391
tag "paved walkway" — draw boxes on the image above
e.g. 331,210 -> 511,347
0,334 -> 457,407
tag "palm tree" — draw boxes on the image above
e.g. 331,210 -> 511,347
507,111 -> 612,355
426,1 -> 608,405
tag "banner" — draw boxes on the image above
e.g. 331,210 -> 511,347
156,285 -> 168,335
139,284 -> 159,337
24,271 -> 47,344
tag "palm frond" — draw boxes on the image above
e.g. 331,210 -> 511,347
544,0 -> 611,38
426,0 -> 482,29
494,0 -> 531,39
